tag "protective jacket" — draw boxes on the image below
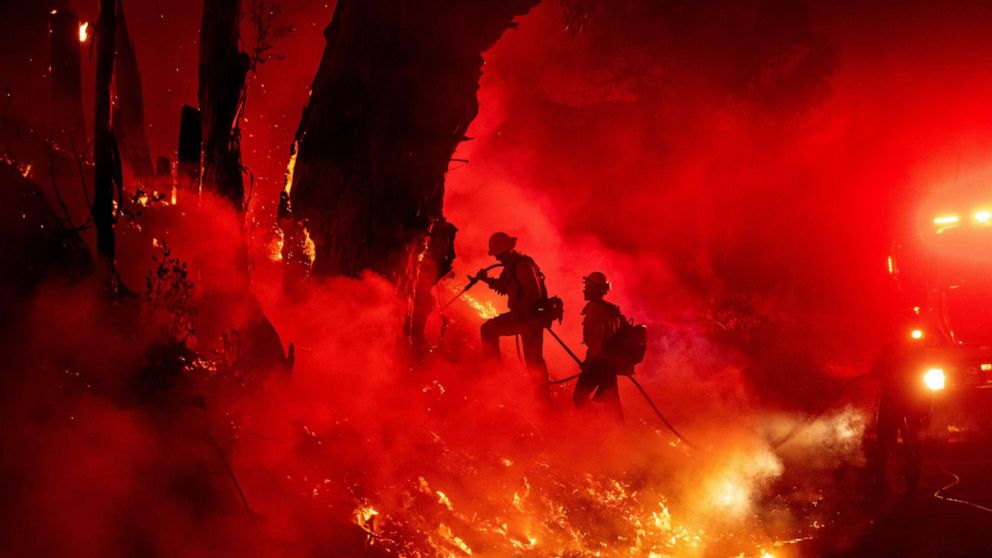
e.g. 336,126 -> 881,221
490,252 -> 546,313
582,300 -> 622,359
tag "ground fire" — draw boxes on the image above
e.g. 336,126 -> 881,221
4,1 -> 992,557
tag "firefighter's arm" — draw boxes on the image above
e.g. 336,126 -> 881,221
474,268 -> 497,289
516,260 -> 544,308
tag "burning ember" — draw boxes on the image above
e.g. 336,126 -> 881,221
78,22 -> 89,42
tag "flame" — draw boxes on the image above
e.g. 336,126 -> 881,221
267,228 -> 285,262
352,501 -> 380,540
78,22 -> 89,42
709,477 -> 751,517
170,185 -> 178,206
301,225 -> 316,267
352,460 -> 816,557
435,523 -> 473,555
283,142 -> 298,195
451,287 -> 500,319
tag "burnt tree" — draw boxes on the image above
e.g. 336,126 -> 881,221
176,104 -> 202,194
198,0 -> 250,210
48,9 -> 87,152
92,0 -> 120,274
112,1 -> 154,178
285,0 -> 539,343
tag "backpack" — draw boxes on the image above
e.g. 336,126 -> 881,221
512,255 -> 564,327
603,304 -> 648,375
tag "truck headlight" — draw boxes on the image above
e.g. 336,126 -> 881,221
924,368 -> 946,391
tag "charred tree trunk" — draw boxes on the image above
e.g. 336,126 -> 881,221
48,9 -> 87,152
92,0 -> 120,274
112,1 -> 154,178
198,0 -> 250,211
156,156 -> 172,179
177,104 -> 202,196
285,0 -> 538,345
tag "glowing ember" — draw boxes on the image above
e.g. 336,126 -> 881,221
78,22 -> 89,42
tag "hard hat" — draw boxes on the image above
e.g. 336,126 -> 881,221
488,232 -> 517,256
583,271 -> 610,291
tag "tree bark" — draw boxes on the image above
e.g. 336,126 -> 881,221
284,0 -> 539,344
112,1 -> 154,178
48,9 -> 86,153
92,0 -> 119,273
198,0 -> 250,211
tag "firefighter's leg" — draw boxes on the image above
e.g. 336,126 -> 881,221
572,370 -> 598,407
521,321 -> 551,403
480,313 -> 517,361
593,372 -> 624,423
902,414 -> 924,499
872,394 -> 900,500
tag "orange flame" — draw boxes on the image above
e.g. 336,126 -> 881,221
78,22 -> 89,43
283,143 -> 298,195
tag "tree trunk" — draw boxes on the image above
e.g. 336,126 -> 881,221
92,0 -> 119,273
112,1 -> 154,178
198,0 -> 250,211
284,0 -> 539,345
176,104 -> 202,196
48,9 -> 86,153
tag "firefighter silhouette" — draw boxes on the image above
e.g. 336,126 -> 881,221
477,232 -> 551,403
572,271 -> 624,421
869,334 -> 928,501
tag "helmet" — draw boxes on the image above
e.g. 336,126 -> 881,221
488,232 -> 517,256
583,271 -> 610,291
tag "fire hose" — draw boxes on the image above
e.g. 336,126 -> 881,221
933,464 -> 992,515
769,373 -> 870,448
545,326 -> 706,451
438,263 -> 504,313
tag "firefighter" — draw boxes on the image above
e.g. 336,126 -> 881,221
572,271 -> 624,421
869,334 -> 928,502
476,232 -> 551,402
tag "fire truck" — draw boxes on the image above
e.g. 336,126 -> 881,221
888,195 -> 992,440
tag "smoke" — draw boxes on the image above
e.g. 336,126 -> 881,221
6,0 -> 992,555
